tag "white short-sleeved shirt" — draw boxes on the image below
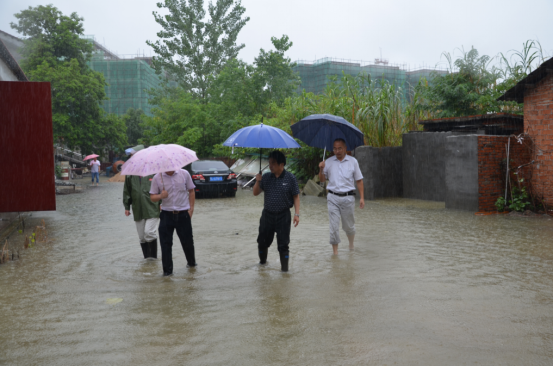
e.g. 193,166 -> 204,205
323,155 -> 363,193
149,169 -> 196,211
90,160 -> 101,173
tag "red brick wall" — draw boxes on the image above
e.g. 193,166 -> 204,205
477,136 -> 531,212
524,72 -> 553,208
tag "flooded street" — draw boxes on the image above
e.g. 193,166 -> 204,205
0,180 -> 552,365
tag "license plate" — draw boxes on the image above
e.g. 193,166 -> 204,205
210,176 -> 223,181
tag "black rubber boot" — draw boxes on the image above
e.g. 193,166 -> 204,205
259,247 -> 268,265
279,252 -> 289,272
140,243 -> 148,259
149,239 -> 158,259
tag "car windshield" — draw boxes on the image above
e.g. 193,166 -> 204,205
192,161 -> 229,171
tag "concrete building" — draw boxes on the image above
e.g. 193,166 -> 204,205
498,57 -> 553,208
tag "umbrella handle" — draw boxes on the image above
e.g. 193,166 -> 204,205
323,146 -> 326,161
161,174 -> 165,191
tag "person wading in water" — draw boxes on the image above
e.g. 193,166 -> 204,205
318,138 -> 364,255
123,145 -> 160,260
150,168 -> 196,276
253,150 -> 300,272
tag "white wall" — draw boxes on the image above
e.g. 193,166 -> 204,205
0,57 -> 18,81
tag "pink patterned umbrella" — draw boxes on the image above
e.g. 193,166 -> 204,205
120,144 -> 198,177
84,154 -> 99,160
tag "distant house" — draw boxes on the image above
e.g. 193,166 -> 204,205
498,58 -> 553,208
0,32 -> 27,81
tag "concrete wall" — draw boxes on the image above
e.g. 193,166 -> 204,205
355,146 -> 403,200
445,135 -> 479,211
402,132 -> 451,201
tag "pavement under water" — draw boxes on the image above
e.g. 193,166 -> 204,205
0,177 -> 552,365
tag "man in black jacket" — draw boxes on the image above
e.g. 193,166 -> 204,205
253,150 -> 300,272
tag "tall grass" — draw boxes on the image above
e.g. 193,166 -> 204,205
270,74 -> 436,148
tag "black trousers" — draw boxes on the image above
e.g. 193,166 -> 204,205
257,209 -> 291,255
158,210 -> 195,274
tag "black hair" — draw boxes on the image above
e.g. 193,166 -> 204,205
268,150 -> 286,166
333,138 -> 346,146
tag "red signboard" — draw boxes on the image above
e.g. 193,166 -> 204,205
0,81 -> 56,212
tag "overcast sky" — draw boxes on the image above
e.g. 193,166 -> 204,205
1,0 -> 552,70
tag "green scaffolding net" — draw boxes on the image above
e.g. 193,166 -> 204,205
293,57 -> 447,99
87,52 -> 162,116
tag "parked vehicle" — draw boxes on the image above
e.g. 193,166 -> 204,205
190,160 -> 237,198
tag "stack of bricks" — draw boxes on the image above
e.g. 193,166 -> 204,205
477,136 -> 530,212
524,71 -> 553,209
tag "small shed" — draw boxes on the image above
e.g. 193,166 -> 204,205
498,57 -> 553,208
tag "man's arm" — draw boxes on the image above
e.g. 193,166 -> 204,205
123,177 -> 132,216
318,161 -> 326,183
188,189 -> 195,218
150,192 -> 167,202
253,173 -> 263,196
292,194 -> 300,227
356,179 -> 365,209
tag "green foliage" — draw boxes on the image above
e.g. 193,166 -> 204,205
252,35 -> 301,107
97,114 -> 129,152
54,164 -> 62,179
495,197 -> 506,212
11,4 -> 94,72
141,88 -> 214,157
418,47 -> 514,117
146,0 -> 250,100
30,59 -> 109,153
143,35 -> 300,158
123,108 -> 146,145
418,42 -> 548,118
11,5 -> 123,155
509,180 -> 531,212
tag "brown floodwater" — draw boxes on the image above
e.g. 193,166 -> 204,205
0,180 -> 552,365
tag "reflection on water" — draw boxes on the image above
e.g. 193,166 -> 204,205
0,183 -> 551,365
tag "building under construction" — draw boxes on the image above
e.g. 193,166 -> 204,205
292,57 -> 448,98
85,36 -> 162,116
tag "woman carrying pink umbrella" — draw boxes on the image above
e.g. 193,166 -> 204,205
85,154 -> 101,186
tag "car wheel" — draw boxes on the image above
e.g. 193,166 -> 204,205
227,191 -> 236,198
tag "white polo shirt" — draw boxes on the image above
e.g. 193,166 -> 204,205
323,155 -> 363,193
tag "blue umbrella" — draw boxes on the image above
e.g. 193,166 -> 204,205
223,123 -> 301,173
291,114 -> 364,159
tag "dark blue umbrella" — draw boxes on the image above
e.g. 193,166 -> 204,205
223,123 -> 301,172
291,114 -> 364,159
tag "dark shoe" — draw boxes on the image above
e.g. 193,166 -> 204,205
186,263 -> 197,268
140,243 -> 148,258
258,247 -> 268,265
279,252 -> 289,272
148,239 -> 158,259
163,272 -> 173,277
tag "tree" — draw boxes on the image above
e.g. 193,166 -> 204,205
11,5 -> 122,155
146,0 -> 249,100
209,35 -> 300,119
10,4 -> 94,72
252,35 -> 300,107
419,46 -> 522,117
97,114 -> 129,152
30,59 -> 109,154
123,108 -> 146,145
141,88 -> 215,157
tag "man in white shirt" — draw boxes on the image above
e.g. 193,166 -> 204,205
150,169 -> 196,276
318,138 -> 365,255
